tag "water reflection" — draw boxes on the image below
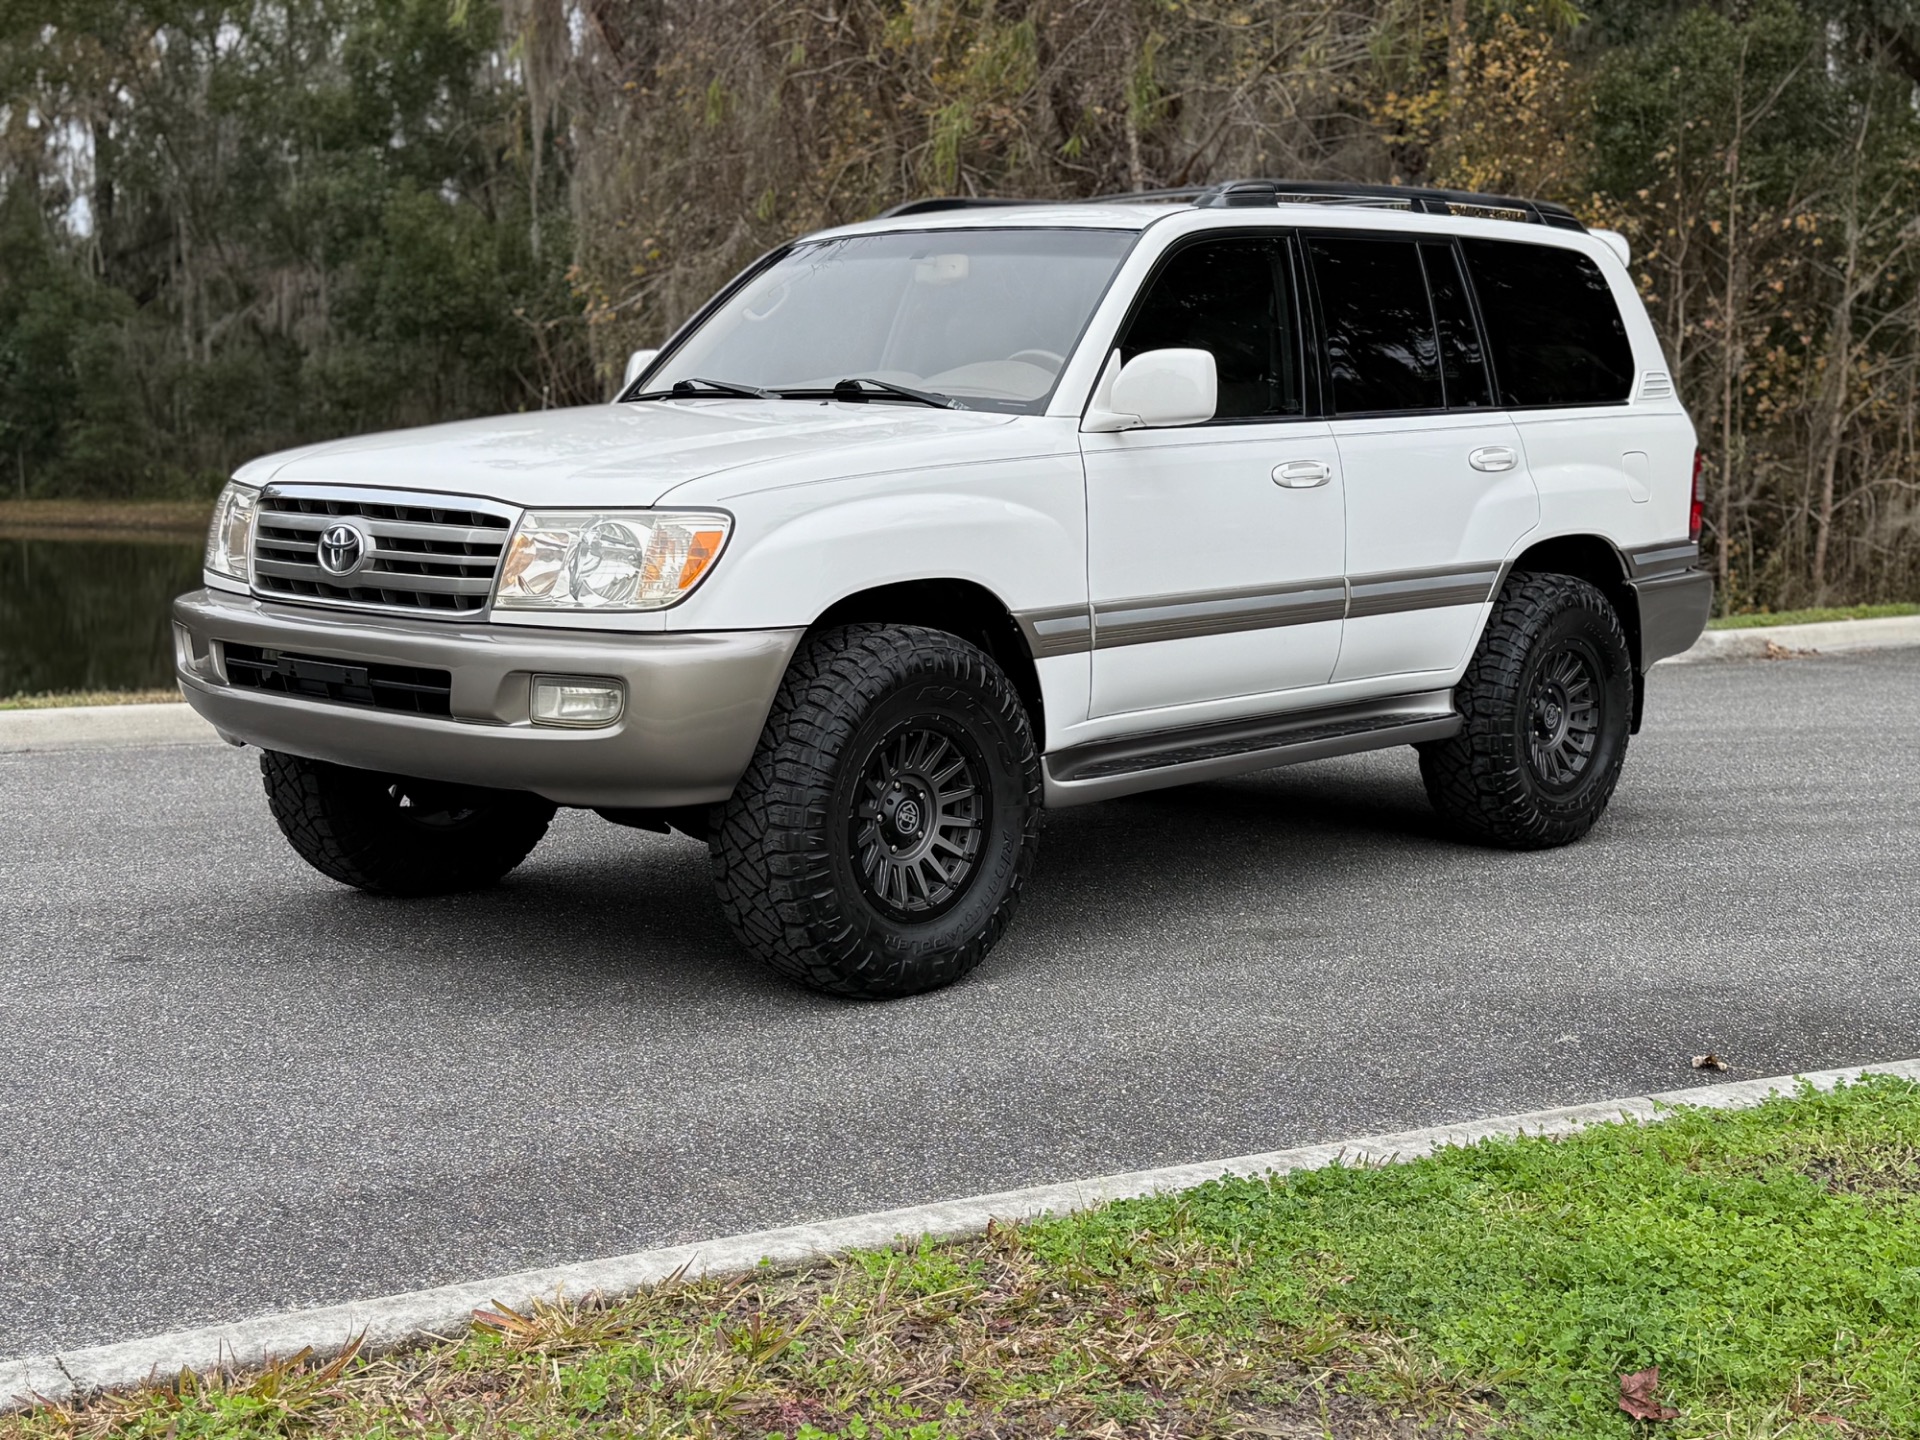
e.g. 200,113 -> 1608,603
0,535 -> 204,695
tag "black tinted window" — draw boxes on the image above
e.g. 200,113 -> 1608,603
1420,243 -> 1494,409
1121,238 -> 1301,419
1308,236 -> 1443,415
1461,239 -> 1633,407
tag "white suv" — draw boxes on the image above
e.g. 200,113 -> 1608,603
174,180 -> 1712,998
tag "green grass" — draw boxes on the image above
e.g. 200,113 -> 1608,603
0,499 -> 211,540
10,1078 -> 1920,1440
0,689 -> 181,710
1708,602 -> 1920,629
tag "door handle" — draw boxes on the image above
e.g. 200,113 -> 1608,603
1469,446 -> 1517,473
1272,460 -> 1332,488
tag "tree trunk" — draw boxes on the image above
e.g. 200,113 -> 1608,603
1811,115 -> 1869,600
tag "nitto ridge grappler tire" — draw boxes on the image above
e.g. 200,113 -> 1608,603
1418,571 -> 1634,850
711,624 -> 1042,999
260,751 -> 558,896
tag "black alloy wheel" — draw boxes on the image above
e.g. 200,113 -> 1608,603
1524,642 -> 1603,791
711,623 -> 1041,999
1418,570 -> 1634,849
849,722 -> 989,920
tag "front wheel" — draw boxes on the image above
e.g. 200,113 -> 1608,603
260,751 -> 557,895
710,624 -> 1041,999
1419,571 -> 1634,849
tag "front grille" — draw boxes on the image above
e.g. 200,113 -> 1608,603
224,643 -> 453,716
252,487 -> 513,617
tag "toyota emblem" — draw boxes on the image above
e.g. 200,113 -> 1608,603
316,522 -> 368,577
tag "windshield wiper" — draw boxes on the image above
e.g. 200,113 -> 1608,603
629,376 -> 773,401
814,377 -> 966,410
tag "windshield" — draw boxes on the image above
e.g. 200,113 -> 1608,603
646,228 -> 1138,413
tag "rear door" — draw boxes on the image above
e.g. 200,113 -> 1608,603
1082,234 -> 1346,718
1303,233 -> 1539,684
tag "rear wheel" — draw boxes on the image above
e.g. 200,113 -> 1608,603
710,624 -> 1041,999
1419,571 -> 1633,849
260,751 -> 557,895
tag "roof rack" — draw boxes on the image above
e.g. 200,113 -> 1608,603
873,180 -> 1585,231
1189,180 -> 1585,231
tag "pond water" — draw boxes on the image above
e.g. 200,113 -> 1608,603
0,535 -> 206,696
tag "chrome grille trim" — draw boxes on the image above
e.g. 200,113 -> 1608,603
251,484 -> 518,618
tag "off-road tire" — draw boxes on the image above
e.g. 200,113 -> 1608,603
260,751 -> 557,896
1418,571 -> 1633,850
710,624 -> 1042,999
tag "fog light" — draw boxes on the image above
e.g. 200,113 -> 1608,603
173,622 -> 216,678
530,675 -> 624,728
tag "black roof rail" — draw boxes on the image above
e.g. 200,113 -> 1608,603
1083,185 -> 1213,204
873,181 -> 1586,231
876,197 -> 1052,218
1190,179 -> 1586,231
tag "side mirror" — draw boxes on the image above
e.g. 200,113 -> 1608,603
620,348 -> 660,391
1083,348 -> 1217,432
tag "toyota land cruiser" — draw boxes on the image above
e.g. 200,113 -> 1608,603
173,180 -> 1713,998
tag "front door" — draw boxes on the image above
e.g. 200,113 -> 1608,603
1302,233 -> 1539,683
1083,234 -> 1347,719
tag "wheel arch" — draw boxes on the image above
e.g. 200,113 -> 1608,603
810,578 -> 1046,739
1505,532 -> 1645,731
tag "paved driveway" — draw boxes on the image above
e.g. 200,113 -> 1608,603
4,650 -> 1917,1360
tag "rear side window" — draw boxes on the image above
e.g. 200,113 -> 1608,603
1461,239 -> 1633,407
1121,237 -> 1303,419
1307,236 -> 1443,415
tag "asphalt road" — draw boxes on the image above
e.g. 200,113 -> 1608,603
4,650 -> 1918,1361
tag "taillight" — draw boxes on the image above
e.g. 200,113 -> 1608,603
1689,448 -> 1705,544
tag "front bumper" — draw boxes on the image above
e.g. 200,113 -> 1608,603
172,588 -> 802,807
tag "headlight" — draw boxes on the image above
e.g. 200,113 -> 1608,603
205,481 -> 259,581
493,510 -> 731,611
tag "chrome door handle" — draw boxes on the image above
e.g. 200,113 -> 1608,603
1273,460 -> 1332,488
1469,446 -> 1518,473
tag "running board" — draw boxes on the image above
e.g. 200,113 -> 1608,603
1042,691 -> 1460,808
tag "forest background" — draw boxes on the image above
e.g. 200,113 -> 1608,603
5,0 -> 1920,611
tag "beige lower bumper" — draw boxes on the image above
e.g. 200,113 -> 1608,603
172,588 -> 802,807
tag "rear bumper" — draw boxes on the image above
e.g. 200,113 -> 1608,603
1630,567 -> 1714,668
172,588 -> 802,807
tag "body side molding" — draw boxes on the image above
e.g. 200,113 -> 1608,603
1623,539 -> 1701,580
1013,561 -> 1505,661
1092,578 -> 1346,648
1346,562 -> 1501,619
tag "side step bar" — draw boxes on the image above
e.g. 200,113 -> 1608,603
1042,690 -> 1461,808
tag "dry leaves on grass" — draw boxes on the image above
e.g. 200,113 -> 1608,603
1617,1366 -> 1679,1422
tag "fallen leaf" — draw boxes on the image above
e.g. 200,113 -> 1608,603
1692,1052 -> 1729,1071
1762,640 -> 1816,660
1619,1366 -> 1680,1421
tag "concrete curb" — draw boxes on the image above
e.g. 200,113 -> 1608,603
0,702 -> 217,755
5,1057 -> 1916,1412
1665,613 -> 1920,664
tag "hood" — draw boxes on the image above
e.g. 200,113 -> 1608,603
238,400 -> 1020,508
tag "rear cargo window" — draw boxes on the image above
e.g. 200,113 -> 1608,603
1461,239 -> 1633,407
